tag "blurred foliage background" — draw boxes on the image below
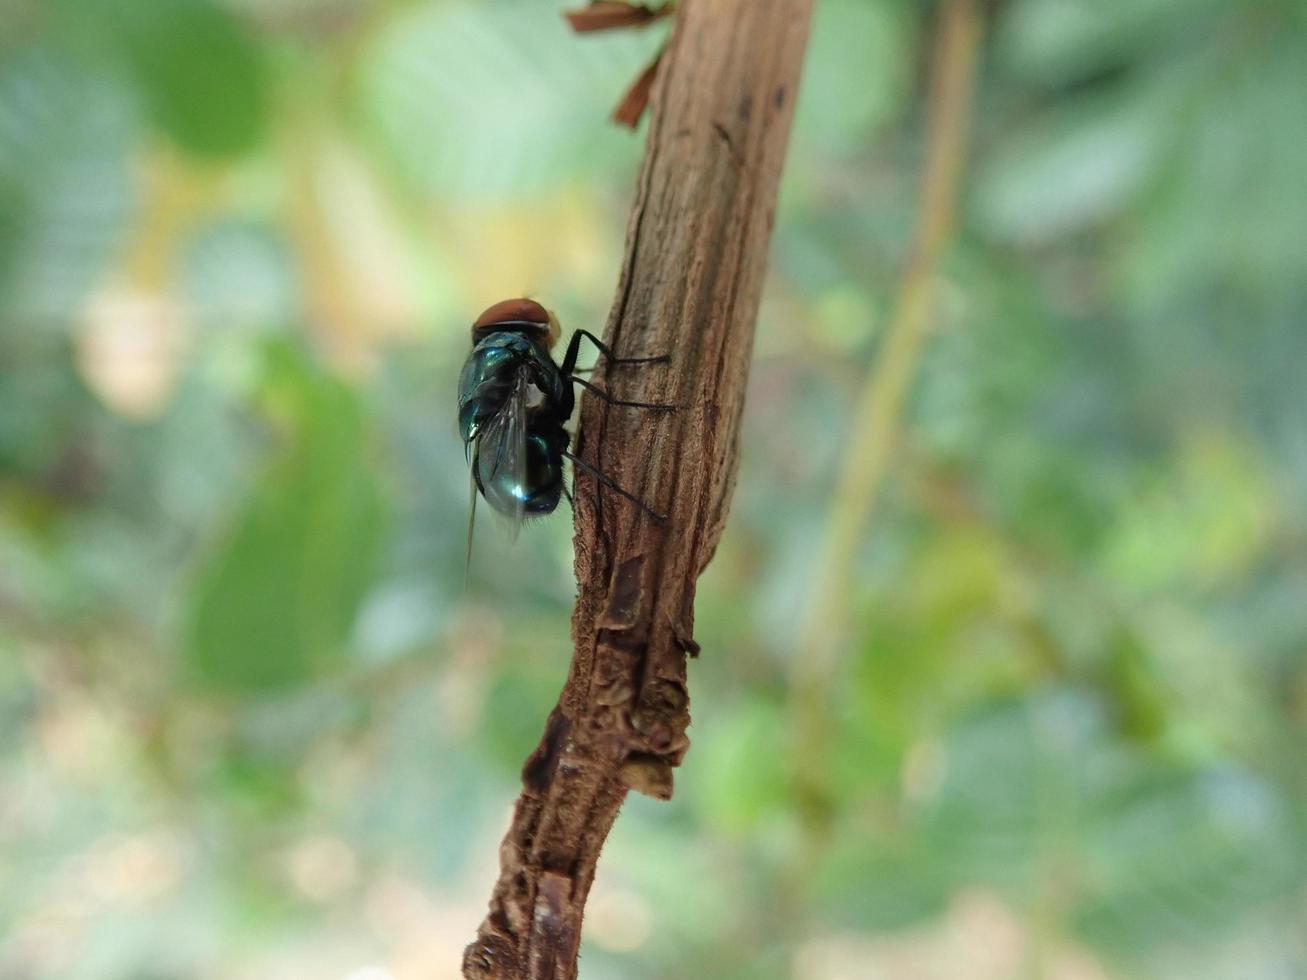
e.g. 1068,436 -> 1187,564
2,0 -> 1306,977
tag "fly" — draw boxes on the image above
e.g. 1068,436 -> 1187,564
457,298 -> 672,561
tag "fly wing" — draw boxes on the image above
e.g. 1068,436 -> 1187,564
473,370 -> 529,542
464,455 -> 479,580
499,371 -> 529,541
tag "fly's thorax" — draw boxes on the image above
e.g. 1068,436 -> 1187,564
474,332 -> 566,400
457,331 -> 569,443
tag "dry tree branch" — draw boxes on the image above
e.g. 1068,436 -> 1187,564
462,0 -> 814,977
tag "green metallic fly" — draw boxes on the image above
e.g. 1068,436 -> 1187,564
457,298 -> 672,557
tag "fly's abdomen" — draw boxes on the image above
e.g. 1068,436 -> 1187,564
476,429 -> 565,517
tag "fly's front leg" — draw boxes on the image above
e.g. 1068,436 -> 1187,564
559,329 -> 670,377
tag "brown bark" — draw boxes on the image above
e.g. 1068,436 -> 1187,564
462,0 -> 813,976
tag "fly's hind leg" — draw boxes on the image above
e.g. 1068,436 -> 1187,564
562,450 -> 666,524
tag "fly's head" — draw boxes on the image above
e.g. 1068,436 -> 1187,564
471,298 -> 560,350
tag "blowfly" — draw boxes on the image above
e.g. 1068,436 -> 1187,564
457,298 -> 671,558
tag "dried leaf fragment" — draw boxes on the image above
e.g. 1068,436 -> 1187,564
613,51 -> 664,129
564,1 -> 672,33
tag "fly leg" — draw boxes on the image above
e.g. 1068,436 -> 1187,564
562,450 -> 666,524
570,375 -> 677,412
560,329 -> 669,376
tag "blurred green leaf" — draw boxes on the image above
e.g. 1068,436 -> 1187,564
1078,767 -> 1300,952
1101,628 -> 1168,741
1100,434 -> 1276,592
70,0 -> 269,158
359,0 -> 656,198
996,0 -> 1207,83
1122,29 -> 1307,307
793,0 -> 910,157
689,698 -> 789,835
184,342 -> 385,692
918,693 -> 1301,958
976,86 -> 1165,242
813,835 -> 953,931
181,219 -> 298,330
0,45 -> 136,323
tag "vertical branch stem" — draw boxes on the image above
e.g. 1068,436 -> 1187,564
463,1 -> 814,977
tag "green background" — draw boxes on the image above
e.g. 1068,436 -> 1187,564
2,0 -> 1306,977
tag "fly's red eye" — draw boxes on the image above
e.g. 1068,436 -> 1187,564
473,298 -> 550,331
